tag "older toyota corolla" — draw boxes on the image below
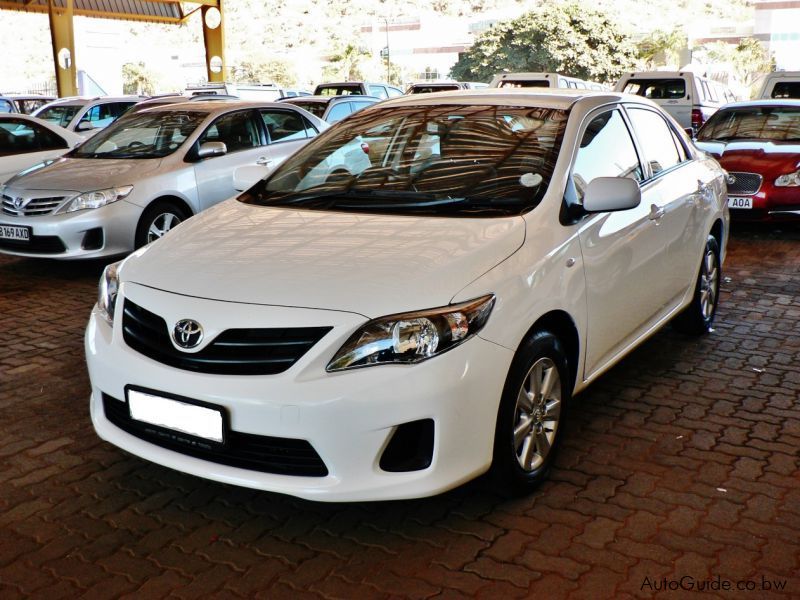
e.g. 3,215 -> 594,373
86,90 -> 729,501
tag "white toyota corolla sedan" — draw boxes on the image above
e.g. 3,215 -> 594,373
86,90 -> 729,502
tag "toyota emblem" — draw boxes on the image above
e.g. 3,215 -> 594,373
173,319 -> 204,349
13,197 -> 26,210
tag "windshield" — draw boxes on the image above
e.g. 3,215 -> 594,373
287,100 -> 327,118
697,106 -> 800,142
240,104 -> 567,217
36,104 -> 81,127
410,85 -> 461,94
70,110 -> 207,159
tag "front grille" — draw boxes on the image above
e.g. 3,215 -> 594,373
0,235 -> 66,253
727,172 -> 763,196
2,194 -> 67,217
102,393 -> 328,476
122,299 -> 332,376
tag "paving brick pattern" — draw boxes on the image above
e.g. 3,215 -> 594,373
1,224 -> 798,598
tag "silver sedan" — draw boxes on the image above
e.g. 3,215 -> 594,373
0,101 -> 328,259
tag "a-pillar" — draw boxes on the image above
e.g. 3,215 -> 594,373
201,2 -> 226,83
48,0 -> 78,97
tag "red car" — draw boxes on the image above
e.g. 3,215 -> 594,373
695,100 -> 800,221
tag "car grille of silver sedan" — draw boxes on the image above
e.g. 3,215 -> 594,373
727,172 -> 763,196
1,194 -> 67,217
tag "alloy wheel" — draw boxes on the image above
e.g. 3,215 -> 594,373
147,212 -> 181,244
512,357 -> 562,472
700,247 -> 719,320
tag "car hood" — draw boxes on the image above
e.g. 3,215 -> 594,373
695,140 -> 800,176
4,156 -> 163,192
122,200 -> 525,317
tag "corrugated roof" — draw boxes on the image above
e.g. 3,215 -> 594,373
0,0 -> 206,23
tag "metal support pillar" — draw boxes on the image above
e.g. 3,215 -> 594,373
48,0 -> 78,97
201,1 -> 226,83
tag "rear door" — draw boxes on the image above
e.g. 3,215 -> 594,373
625,105 -> 703,307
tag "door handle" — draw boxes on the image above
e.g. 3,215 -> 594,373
648,204 -> 665,221
256,156 -> 273,167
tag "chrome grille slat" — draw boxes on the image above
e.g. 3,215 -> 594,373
1,194 -> 67,217
727,172 -> 763,196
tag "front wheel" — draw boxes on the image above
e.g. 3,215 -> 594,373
673,235 -> 721,335
491,331 -> 571,495
135,201 -> 189,249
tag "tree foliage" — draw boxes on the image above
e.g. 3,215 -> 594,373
450,3 -> 637,83
232,56 -> 296,87
122,62 -> 157,95
323,43 -> 374,81
638,28 -> 687,69
696,38 -> 775,92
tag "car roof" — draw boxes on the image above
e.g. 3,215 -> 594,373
137,99 -> 320,114
41,96 -> 144,107
281,95 -> 380,104
375,88 -> 634,110
714,99 -> 800,109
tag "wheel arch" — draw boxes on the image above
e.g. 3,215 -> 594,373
146,195 -> 195,218
520,310 -> 580,391
710,218 -> 723,248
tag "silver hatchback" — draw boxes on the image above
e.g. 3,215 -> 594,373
0,101 -> 327,259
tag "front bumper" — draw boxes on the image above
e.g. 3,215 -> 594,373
85,284 -> 514,502
728,186 -> 800,222
0,200 -> 142,259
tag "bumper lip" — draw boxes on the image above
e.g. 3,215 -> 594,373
0,199 -> 142,259
85,297 -> 514,502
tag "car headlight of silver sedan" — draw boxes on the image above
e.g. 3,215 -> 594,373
327,295 -> 495,372
65,185 -> 133,213
97,260 -> 122,324
774,169 -> 800,187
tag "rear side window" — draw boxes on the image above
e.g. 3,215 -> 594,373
261,110 -> 313,142
0,100 -> 13,113
326,102 -> 353,124
497,80 -> 550,88
623,79 -> 686,100
368,85 -> 388,99
0,119 -> 68,155
627,108 -> 682,176
571,109 -> 643,201
772,81 -> 800,99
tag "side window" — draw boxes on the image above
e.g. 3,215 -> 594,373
199,110 -> 260,152
0,100 -> 13,113
670,129 -> 688,162
260,110 -> 308,143
0,120 -> 34,154
300,116 -> 318,137
326,102 -> 353,124
368,85 -> 388,99
387,87 -> 403,97
571,109 -> 643,201
627,108 -> 682,176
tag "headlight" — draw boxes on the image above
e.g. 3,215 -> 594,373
65,185 -> 133,213
775,169 -> 800,187
97,261 -> 122,324
327,294 -> 495,372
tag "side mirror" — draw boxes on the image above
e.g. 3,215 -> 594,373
583,177 -> 641,213
684,127 -> 694,137
233,164 -> 269,191
76,121 -> 95,132
197,141 -> 227,158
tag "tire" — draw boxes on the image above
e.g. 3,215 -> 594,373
491,330 -> 571,495
673,235 -> 721,335
134,201 -> 189,249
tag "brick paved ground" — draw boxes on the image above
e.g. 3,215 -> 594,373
1,223 -> 798,599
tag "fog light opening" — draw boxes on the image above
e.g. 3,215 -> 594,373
379,419 -> 434,473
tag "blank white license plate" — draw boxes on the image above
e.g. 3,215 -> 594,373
0,224 -> 30,241
128,389 -> 224,443
728,197 -> 753,209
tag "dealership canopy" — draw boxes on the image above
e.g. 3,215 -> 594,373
0,0 -> 226,96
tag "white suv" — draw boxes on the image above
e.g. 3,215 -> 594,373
32,96 -> 143,138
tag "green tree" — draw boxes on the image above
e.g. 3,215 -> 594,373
697,38 -> 775,94
450,3 -> 637,83
232,57 -> 296,87
323,43 -> 373,81
638,28 -> 687,69
122,62 -> 157,95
